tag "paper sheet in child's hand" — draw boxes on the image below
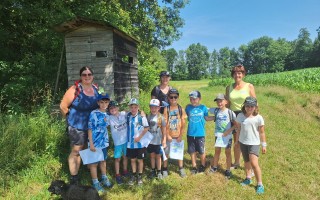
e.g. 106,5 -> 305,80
79,148 -> 104,165
169,139 -> 184,160
134,131 -> 154,147
215,132 -> 232,148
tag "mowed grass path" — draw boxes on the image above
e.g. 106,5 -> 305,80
109,79 -> 319,200
3,80 -> 319,200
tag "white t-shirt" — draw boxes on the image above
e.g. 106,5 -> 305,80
108,111 -> 127,146
236,113 -> 264,145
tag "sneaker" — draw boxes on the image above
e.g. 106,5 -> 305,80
231,163 -> 240,169
115,175 -> 124,185
122,171 -> 130,178
162,170 -> 168,178
157,172 -> 163,179
93,182 -> 105,194
225,170 -> 232,179
240,178 -> 252,186
198,165 -> 206,174
179,168 -> 186,178
149,170 -> 157,179
128,175 -> 136,186
69,175 -> 80,185
137,175 -> 143,185
101,177 -> 113,188
256,185 -> 265,194
208,166 -> 217,173
191,167 -> 198,175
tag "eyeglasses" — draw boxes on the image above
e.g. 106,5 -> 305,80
169,96 -> 178,99
81,73 -> 92,77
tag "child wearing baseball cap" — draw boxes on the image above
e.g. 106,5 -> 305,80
147,99 -> 167,179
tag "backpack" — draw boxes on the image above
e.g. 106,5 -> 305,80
73,80 -> 99,100
213,108 -> 234,123
167,104 -> 183,118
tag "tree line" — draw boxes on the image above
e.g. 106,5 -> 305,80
162,28 -> 320,80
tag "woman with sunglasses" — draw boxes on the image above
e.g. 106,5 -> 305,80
151,71 -> 172,114
60,66 -> 100,185
225,64 -> 256,169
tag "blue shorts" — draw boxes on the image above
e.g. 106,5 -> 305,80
114,143 -> 127,159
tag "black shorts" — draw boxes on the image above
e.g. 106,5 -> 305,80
187,136 -> 205,154
127,148 -> 147,159
147,144 -> 162,154
67,126 -> 88,146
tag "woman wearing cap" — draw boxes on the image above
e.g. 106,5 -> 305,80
151,71 -> 172,114
225,64 -> 256,169
60,66 -> 100,185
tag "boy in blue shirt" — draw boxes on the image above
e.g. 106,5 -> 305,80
88,93 -> 113,194
185,91 -> 214,174
126,98 -> 149,185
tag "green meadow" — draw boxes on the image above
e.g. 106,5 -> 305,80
1,69 -> 320,199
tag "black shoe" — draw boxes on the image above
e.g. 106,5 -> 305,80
225,170 -> 232,179
198,165 -> 206,173
191,167 -> 198,175
69,175 -> 80,185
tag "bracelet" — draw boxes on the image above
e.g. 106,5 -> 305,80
261,142 -> 267,147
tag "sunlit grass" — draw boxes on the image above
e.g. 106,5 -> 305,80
1,79 -> 320,199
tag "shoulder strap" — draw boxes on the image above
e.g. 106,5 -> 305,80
178,104 -> 182,118
213,108 -> 220,122
157,113 -> 162,127
73,80 -> 81,100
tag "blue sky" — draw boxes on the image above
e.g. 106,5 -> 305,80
168,0 -> 320,52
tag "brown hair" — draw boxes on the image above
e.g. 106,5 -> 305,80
241,104 -> 259,116
79,66 -> 93,76
231,64 -> 246,77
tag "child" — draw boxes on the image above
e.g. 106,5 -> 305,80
107,100 -> 129,185
208,93 -> 236,179
236,96 -> 266,194
185,91 -> 214,174
147,99 -> 167,179
163,88 -> 187,178
126,98 -> 149,185
88,93 -> 113,194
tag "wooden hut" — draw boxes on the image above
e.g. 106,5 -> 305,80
54,17 -> 140,102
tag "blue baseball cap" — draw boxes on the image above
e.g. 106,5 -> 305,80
97,93 -> 110,101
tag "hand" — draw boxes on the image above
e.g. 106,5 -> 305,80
167,136 -> 172,142
176,136 -> 182,143
262,146 -> 267,154
162,142 -> 167,148
90,146 -> 96,152
134,135 -> 141,142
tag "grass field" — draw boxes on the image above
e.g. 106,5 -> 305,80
1,79 -> 320,200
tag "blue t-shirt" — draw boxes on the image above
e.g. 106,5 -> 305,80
185,104 -> 208,137
88,109 -> 109,148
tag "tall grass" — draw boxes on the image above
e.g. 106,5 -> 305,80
209,67 -> 320,93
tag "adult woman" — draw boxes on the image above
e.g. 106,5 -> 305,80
151,71 -> 172,114
225,64 -> 256,168
60,66 -> 99,185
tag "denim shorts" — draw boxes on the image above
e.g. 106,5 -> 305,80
187,136 -> 205,154
114,143 -> 127,159
67,126 -> 88,146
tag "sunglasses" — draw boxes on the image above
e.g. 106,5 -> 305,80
169,96 -> 178,99
81,73 -> 92,77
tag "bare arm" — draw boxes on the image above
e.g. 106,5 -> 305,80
259,125 -> 267,154
60,86 -> 76,118
249,83 -> 256,98
88,129 -> 96,152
